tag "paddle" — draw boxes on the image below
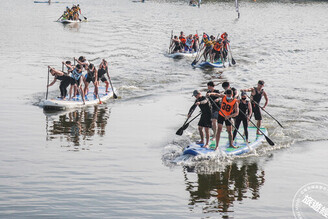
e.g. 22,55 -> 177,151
168,30 -> 173,54
105,66 -> 118,99
176,104 -> 196,135
80,13 -> 87,20
245,93 -> 284,128
176,113 -> 201,136
46,66 -> 50,100
237,102 -> 275,146
191,44 -> 205,66
228,44 -> 236,65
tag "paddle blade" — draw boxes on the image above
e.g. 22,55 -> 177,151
265,135 -> 275,146
191,60 -> 196,66
175,123 -> 189,136
232,57 -> 236,65
175,128 -> 184,136
113,93 -> 118,99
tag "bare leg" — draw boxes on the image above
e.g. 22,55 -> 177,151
211,118 -> 217,140
215,123 -> 223,150
257,120 -> 262,135
198,126 -> 204,144
227,126 -> 236,148
105,81 -> 109,93
84,82 -> 89,95
204,127 -> 210,148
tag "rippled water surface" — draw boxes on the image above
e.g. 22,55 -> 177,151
0,0 -> 327,218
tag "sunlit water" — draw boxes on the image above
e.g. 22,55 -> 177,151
0,0 -> 327,218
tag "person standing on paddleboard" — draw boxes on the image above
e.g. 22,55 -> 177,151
241,80 -> 268,135
69,64 -> 85,102
47,67 -> 72,100
171,36 -> 182,53
83,63 -> 98,99
188,90 -> 212,148
208,89 -> 239,149
206,81 -> 220,140
232,92 -> 252,142
222,81 -> 239,99
98,60 -> 110,93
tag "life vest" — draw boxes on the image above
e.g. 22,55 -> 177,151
186,38 -> 194,47
213,42 -> 223,51
180,37 -> 186,44
204,38 -> 212,47
71,68 -> 82,81
219,96 -> 237,117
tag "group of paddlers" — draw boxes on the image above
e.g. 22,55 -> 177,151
47,56 -> 112,103
59,4 -> 83,21
187,80 -> 269,150
169,31 -> 231,64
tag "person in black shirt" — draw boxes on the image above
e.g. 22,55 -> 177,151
188,90 -> 212,148
233,92 -> 252,142
241,80 -> 268,135
222,81 -> 239,99
47,66 -> 72,100
206,81 -> 220,140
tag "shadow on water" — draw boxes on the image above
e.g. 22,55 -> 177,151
44,105 -> 110,148
183,162 -> 265,216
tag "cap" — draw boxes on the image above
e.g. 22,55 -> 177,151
258,80 -> 264,85
192,90 -> 201,97
207,81 -> 215,87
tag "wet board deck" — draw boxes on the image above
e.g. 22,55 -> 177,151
43,86 -> 116,110
167,52 -> 197,59
183,127 -> 268,156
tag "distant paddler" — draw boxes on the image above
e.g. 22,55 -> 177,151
211,38 -> 224,65
47,66 -> 72,100
185,34 -> 194,53
188,90 -> 212,148
202,34 -> 213,62
170,36 -> 182,53
241,80 -> 268,134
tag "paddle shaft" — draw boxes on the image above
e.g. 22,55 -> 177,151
106,67 -> 118,99
237,102 -> 275,146
245,94 -> 283,128
46,67 -> 50,100
186,112 -> 201,125
228,44 -> 236,65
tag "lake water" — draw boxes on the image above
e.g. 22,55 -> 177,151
0,0 -> 327,218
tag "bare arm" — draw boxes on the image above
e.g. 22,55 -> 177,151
262,91 -> 268,109
247,101 -> 252,119
48,78 -> 57,87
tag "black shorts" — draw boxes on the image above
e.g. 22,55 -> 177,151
217,114 -> 232,126
86,76 -> 95,83
70,77 -> 82,86
252,104 -> 262,120
211,111 -> 219,120
98,76 -> 107,82
198,114 -> 212,128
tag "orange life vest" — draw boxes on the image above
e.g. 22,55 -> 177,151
213,42 -> 223,51
180,37 -> 186,44
219,96 -> 237,117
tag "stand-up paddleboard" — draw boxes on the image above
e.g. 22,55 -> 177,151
183,127 -> 268,156
43,86 -> 116,110
57,19 -> 86,24
167,52 -> 197,59
193,60 -> 230,68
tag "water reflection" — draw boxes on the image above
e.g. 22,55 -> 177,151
45,106 -> 110,147
184,162 -> 265,215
